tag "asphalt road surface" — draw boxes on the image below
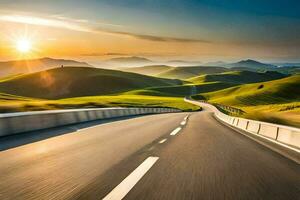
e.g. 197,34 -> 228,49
0,106 -> 299,200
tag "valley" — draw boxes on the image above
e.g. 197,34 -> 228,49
0,57 -> 299,127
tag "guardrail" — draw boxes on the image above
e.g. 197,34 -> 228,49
0,107 -> 180,137
195,100 -> 245,115
185,98 -> 300,150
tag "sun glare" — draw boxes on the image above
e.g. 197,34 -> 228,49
16,39 -> 32,53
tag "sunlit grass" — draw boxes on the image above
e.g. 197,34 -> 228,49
0,94 -> 200,113
192,75 -> 300,127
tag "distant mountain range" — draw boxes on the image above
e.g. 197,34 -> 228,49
202,59 -> 299,74
167,60 -> 202,66
0,56 -> 299,79
0,57 -> 91,78
104,56 -> 153,68
86,56 -> 300,72
227,59 -> 277,70
107,56 -> 153,64
107,56 -> 202,67
110,57 -> 284,70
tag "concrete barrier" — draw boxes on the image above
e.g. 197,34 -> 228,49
185,98 -> 300,150
0,107 -> 180,137
258,123 -> 278,139
246,120 -> 260,134
277,127 -> 300,148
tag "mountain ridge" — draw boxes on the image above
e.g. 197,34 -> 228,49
0,57 -> 91,78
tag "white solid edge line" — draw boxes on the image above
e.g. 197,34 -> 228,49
170,127 -> 182,136
180,121 -> 186,126
159,139 -> 167,144
103,157 -> 159,200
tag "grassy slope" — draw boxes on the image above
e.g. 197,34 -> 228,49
0,93 -> 37,102
121,65 -> 173,76
0,94 -> 200,113
189,71 -> 287,84
201,75 -> 300,105
0,67 -> 200,112
157,66 -> 229,79
124,85 -> 193,97
0,67 -> 182,99
1,65 -> 296,126
182,71 -> 287,99
195,75 -> 300,127
232,66 -> 300,75
123,81 -> 236,98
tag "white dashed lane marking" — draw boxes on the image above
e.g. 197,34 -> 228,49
158,139 -> 167,144
170,127 -> 182,136
103,157 -> 159,200
180,121 -> 186,126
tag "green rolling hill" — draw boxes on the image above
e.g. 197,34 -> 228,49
121,65 -> 173,76
123,82 -> 236,97
193,75 -> 300,126
189,71 -> 287,84
0,63 -> 298,126
124,85 -> 194,97
122,65 -> 229,79
232,66 -> 300,75
123,70 -> 287,98
0,67 -> 182,99
198,75 -> 300,105
157,66 -> 229,79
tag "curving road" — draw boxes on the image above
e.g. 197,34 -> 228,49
0,105 -> 299,200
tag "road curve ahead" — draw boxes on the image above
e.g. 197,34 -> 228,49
0,107 -> 299,200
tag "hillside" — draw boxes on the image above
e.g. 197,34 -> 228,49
0,67 -> 181,99
189,71 -> 287,84
0,57 -> 91,78
200,75 -> 300,105
194,75 -> 300,126
227,59 -> 276,70
228,66 -> 300,75
122,65 -> 173,76
157,66 -> 229,79
123,81 -> 236,98
0,93 -> 200,113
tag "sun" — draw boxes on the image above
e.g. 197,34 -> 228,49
16,39 -> 32,53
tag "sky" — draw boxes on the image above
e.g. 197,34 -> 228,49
0,0 -> 299,62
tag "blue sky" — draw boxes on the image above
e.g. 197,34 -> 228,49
0,0 -> 299,61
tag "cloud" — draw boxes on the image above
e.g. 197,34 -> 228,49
0,14 -> 91,32
94,28 -> 211,43
0,12 -> 210,43
118,32 -> 211,43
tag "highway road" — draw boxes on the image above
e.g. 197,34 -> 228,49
0,105 -> 299,200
